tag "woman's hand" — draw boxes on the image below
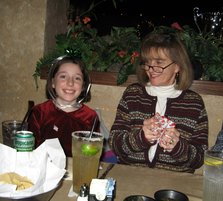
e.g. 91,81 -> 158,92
159,127 -> 180,151
142,117 -> 161,143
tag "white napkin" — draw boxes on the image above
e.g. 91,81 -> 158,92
0,138 -> 66,198
89,178 -> 116,201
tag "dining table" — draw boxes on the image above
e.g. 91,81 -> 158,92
50,158 -> 203,201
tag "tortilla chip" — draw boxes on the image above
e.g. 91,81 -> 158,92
0,172 -> 34,190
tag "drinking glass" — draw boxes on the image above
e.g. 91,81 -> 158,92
203,149 -> 223,201
2,120 -> 27,148
72,131 -> 104,194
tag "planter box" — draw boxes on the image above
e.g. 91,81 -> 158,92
40,70 -> 223,96
88,71 -> 223,96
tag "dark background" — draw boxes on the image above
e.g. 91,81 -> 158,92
69,0 -> 223,36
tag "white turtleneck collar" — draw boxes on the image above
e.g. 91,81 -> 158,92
146,82 -> 181,98
145,82 -> 182,115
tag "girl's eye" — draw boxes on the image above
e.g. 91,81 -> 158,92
75,77 -> 81,81
56,72 -> 83,82
74,76 -> 83,81
58,74 -> 67,79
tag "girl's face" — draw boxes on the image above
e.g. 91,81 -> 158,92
145,49 -> 180,86
52,62 -> 84,105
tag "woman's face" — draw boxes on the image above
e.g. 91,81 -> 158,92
144,49 -> 180,86
52,62 -> 84,105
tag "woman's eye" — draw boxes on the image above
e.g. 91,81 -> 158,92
156,62 -> 163,66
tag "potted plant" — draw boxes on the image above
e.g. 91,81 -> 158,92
153,22 -> 223,82
34,2 -> 223,88
33,0 -> 141,88
34,16 -> 141,87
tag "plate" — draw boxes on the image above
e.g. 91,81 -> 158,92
154,189 -> 189,201
123,195 -> 155,201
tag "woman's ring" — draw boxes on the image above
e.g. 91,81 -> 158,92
170,139 -> 174,144
150,139 -> 155,143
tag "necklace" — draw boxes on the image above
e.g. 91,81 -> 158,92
53,100 -> 81,109
52,83 -> 92,110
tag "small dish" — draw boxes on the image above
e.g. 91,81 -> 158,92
123,195 -> 155,201
154,189 -> 189,201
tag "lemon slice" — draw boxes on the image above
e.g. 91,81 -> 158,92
81,144 -> 99,156
204,158 -> 223,166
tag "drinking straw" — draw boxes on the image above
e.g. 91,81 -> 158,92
89,116 -> 98,140
20,100 -> 35,130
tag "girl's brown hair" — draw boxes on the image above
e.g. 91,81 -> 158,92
46,55 -> 91,102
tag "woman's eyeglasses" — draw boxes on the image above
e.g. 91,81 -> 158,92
141,62 -> 175,73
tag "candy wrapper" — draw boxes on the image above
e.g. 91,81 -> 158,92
149,113 -> 175,162
152,112 -> 175,132
0,138 -> 66,198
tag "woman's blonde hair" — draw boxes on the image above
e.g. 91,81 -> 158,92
137,32 -> 194,90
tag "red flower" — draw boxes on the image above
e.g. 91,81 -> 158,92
131,51 -> 140,64
82,17 -> 91,24
171,22 -> 183,31
118,51 -> 127,58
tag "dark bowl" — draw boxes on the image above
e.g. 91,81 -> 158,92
154,189 -> 189,201
123,195 -> 155,201
0,182 -> 61,201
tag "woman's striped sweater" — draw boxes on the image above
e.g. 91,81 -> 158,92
109,83 -> 208,173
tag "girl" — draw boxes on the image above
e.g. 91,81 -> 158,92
28,55 -> 99,156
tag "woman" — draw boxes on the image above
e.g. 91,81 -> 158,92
28,55 -> 99,157
109,32 -> 208,173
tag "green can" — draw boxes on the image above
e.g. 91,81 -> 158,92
14,131 -> 35,152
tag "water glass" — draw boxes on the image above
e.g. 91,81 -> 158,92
203,149 -> 223,201
2,120 -> 27,148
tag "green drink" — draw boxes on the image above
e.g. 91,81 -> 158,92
72,131 -> 104,194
